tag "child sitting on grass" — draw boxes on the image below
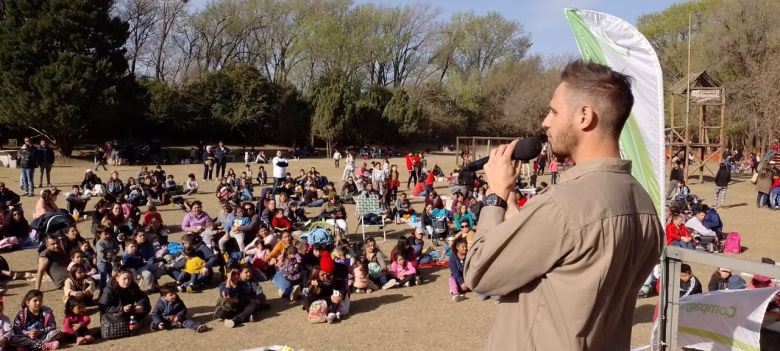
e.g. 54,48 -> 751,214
151,285 -> 207,333
352,257 -> 379,293
10,290 -> 61,350
449,238 -> 471,302
62,297 -> 93,345
388,252 -> 417,288
177,248 -> 205,293
62,265 -> 96,305
280,246 -> 304,301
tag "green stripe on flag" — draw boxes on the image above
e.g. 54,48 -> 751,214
565,9 -> 663,215
678,326 -> 760,351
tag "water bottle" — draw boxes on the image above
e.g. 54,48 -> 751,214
128,315 -> 138,332
411,214 -> 417,223
73,209 -> 80,221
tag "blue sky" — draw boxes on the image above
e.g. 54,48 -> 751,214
187,0 -> 684,56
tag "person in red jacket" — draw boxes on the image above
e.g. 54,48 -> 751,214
405,153 -> 416,189
271,209 -> 292,232
424,167 -> 435,194
666,214 -> 693,249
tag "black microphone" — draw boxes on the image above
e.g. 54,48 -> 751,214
462,136 -> 543,172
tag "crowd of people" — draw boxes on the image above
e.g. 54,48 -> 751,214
2,137 -> 778,349
0,140 -> 565,349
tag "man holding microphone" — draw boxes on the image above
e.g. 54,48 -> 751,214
464,60 -> 663,350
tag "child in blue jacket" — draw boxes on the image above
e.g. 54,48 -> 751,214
151,285 -> 207,333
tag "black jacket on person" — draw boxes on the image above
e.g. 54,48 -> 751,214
98,282 -> 151,317
37,146 -> 55,166
714,165 -> 731,187
669,167 -> 684,182
215,147 -> 229,162
17,146 -> 37,169
0,189 -> 20,206
81,174 -> 103,190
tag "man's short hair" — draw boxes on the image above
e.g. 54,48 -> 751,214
561,60 -> 634,138
681,264 -> 692,274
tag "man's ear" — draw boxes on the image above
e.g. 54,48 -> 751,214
577,105 -> 597,132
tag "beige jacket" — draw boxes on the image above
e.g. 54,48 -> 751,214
465,159 -> 663,350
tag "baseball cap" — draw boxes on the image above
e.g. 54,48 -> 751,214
718,267 -> 732,272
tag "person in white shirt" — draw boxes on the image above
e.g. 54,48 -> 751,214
685,209 -> 717,241
341,152 -> 355,181
333,150 -> 342,168
272,150 -> 288,191
184,173 -> 199,195
244,150 -> 251,165
371,162 -> 384,193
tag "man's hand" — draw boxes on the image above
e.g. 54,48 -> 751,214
484,139 -> 521,201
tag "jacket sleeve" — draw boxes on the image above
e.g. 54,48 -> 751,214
99,288 -> 122,315
12,311 -> 23,334
464,193 -> 572,296
707,274 -> 719,292
265,242 -> 284,262
237,215 -> 259,234
135,288 -> 151,312
404,262 -> 417,276
63,279 -> 74,302
42,309 -> 56,334
449,254 -> 465,286
181,214 -> 192,232
150,299 -> 163,325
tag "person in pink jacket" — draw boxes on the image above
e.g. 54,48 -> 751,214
388,253 -> 417,288
549,158 -> 559,184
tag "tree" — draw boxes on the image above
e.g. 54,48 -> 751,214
310,73 -> 357,155
0,0 -> 130,156
117,0 -> 158,75
432,11 -> 532,82
383,88 -> 424,139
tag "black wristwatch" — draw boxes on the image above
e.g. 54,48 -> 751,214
483,193 -> 508,211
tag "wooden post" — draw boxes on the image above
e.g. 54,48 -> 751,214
455,137 -> 460,167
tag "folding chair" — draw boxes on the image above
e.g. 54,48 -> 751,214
354,194 -> 387,243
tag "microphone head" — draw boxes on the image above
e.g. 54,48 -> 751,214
513,136 -> 543,161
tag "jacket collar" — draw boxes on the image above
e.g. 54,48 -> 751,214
558,158 -> 633,184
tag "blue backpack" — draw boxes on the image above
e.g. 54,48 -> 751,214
167,242 -> 184,256
301,228 -> 332,246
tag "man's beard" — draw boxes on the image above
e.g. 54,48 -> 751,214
549,124 -> 579,158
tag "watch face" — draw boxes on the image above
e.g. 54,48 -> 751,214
484,194 -> 498,206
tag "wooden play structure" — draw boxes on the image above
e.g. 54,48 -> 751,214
666,71 -> 726,183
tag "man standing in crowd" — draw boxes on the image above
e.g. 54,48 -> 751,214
17,137 -> 37,197
215,141 -> 229,178
272,150 -> 288,192
37,139 -> 55,188
464,60 -> 663,350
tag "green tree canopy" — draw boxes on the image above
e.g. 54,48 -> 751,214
0,0 -> 130,156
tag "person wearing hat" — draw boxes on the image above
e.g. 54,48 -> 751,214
748,274 -> 776,289
707,267 -> 747,292
303,251 -> 347,323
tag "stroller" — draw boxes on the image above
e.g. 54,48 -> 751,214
429,208 -> 450,245
30,209 -> 76,250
